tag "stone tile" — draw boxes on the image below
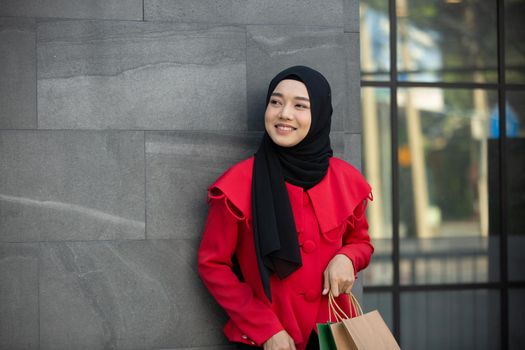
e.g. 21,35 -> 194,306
345,33 -> 361,133
0,243 -> 39,350
40,239 -> 228,350
331,132 -> 361,170
144,0 -> 343,26
146,131 -> 261,240
0,0 -> 142,20
246,26 -> 347,131
37,20 -> 246,130
344,0 -> 360,33
331,132 -> 344,159
0,18 -> 36,129
0,130 -> 145,242
344,133 -> 362,170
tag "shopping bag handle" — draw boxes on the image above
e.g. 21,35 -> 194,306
328,292 -> 348,321
349,292 -> 364,316
328,291 -> 364,322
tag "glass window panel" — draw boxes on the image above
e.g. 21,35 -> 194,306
398,88 -> 500,285
509,289 -> 525,349
362,87 -> 392,286
507,91 -> 525,281
505,0 -> 525,83
396,0 -> 497,83
360,0 -> 390,81
362,292 -> 393,331
401,290 -> 500,350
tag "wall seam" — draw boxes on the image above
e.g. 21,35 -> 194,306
37,242 -> 41,350
35,18 -> 38,130
143,130 -> 148,240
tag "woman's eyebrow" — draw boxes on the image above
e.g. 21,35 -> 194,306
271,92 -> 310,102
295,96 -> 310,102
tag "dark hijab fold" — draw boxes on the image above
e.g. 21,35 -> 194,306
252,66 -> 334,301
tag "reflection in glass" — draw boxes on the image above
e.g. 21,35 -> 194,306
360,1 -> 390,81
398,88 -> 499,284
401,290 -> 500,350
509,289 -> 525,349
362,292 -> 393,331
362,88 -> 392,286
396,0 -> 497,83
506,92 -> 525,281
505,0 -> 525,83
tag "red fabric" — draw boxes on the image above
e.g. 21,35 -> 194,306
197,156 -> 374,349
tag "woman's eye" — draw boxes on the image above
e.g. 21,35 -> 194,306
296,104 -> 308,109
270,99 -> 281,105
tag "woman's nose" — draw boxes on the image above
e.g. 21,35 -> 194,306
279,104 -> 293,120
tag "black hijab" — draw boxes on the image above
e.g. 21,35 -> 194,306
252,66 -> 334,301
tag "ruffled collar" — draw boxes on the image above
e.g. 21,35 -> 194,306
208,157 -> 372,233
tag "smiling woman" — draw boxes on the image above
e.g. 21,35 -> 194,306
197,66 -> 374,350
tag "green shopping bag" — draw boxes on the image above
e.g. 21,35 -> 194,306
317,321 -> 337,350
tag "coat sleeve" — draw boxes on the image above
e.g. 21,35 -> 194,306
335,196 -> 375,276
197,195 -> 284,346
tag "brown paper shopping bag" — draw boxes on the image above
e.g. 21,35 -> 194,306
328,292 -> 401,350
325,293 -> 353,350
334,294 -> 400,350
319,292 -> 401,350
329,321 -> 354,350
318,290 -> 360,349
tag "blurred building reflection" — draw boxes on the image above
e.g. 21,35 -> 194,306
360,0 -> 525,349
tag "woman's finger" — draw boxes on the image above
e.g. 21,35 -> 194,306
322,270 -> 330,295
344,281 -> 354,294
330,276 -> 340,297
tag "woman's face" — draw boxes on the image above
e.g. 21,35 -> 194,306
264,79 -> 312,148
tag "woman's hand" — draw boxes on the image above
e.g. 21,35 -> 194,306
263,330 -> 296,350
322,254 -> 355,297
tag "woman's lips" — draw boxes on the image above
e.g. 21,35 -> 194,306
275,124 -> 297,135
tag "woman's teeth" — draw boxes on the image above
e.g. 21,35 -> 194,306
276,125 -> 295,131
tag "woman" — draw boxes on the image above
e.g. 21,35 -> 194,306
198,66 -> 374,350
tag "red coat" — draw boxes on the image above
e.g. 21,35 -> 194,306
197,156 -> 373,349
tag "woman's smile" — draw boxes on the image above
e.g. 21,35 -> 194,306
275,123 -> 297,134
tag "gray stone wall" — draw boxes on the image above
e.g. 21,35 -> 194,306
0,1 -> 362,349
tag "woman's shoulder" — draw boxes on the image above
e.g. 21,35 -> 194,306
324,156 -> 372,207
210,156 -> 254,190
308,157 -> 372,233
207,156 -> 254,220
328,156 -> 369,185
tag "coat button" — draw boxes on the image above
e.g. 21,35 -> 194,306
302,240 -> 316,254
304,289 -> 319,302
241,335 -> 248,339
